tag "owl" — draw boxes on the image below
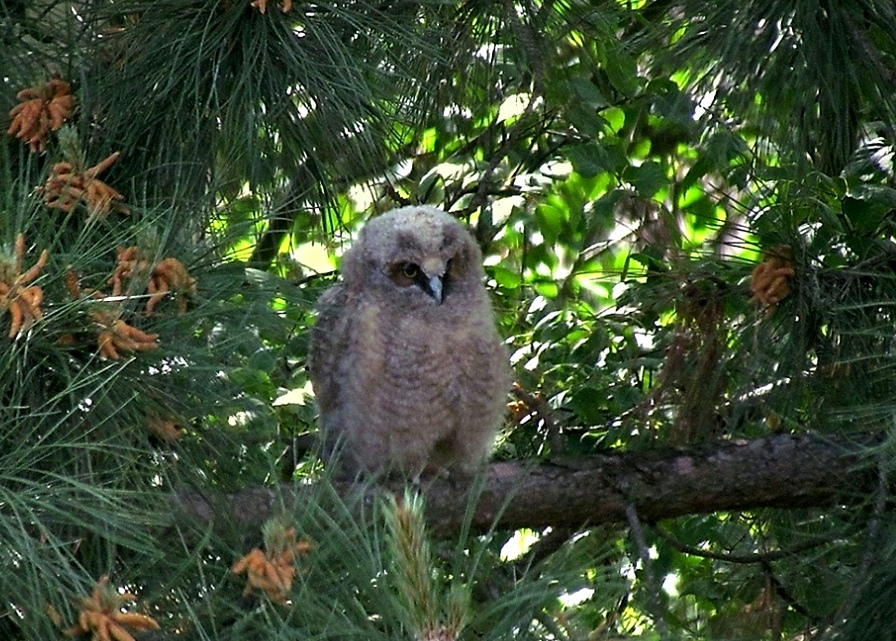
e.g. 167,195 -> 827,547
307,205 -> 512,479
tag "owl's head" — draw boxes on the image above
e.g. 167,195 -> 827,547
340,206 -> 485,305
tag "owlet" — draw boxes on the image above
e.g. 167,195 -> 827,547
308,206 -> 512,478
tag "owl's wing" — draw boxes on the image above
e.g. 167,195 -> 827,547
307,284 -> 350,421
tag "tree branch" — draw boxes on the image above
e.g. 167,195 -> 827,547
176,433 -> 875,536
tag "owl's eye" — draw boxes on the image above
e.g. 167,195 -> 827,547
389,261 -> 423,287
399,262 -> 420,279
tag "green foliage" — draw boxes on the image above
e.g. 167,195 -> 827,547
4,0 -> 896,639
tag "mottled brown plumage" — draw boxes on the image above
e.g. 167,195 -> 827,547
308,206 -> 511,478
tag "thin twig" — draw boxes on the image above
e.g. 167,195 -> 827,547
624,499 -> 670,641
760,560 -> 811,619
855,453 -> 888,584
651,525 -> 840,565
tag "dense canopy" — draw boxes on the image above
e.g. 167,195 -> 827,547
3,1 -> 896,640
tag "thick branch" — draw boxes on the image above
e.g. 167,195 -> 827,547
177,433 -> 874,536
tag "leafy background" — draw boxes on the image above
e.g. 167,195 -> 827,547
3,0 -> 896,639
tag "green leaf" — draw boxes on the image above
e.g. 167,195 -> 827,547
566,144 -> 606,178
623,161 -> 667,196
565,142 -> 627,177
533,280 -> 560,298
569,77 -> 608,107
569,386 -> 607,425
681,129 -> 749,190
843,184 -> 896,234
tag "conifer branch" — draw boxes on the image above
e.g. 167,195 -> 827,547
176,432 -> 874,537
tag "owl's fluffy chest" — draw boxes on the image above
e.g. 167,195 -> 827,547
352,297 -> 485,388
327,297 -> 500,474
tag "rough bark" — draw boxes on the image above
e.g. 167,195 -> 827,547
176,433 -> 875,536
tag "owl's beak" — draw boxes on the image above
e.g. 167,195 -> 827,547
422,274 -> 443,304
